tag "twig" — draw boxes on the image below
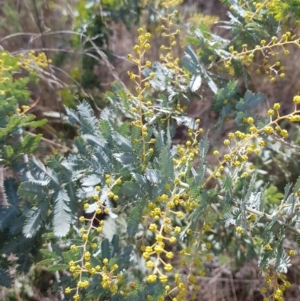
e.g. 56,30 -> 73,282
13,285 -> 22,301
29,0 -> 68,143
217,195 -> 300,235
25,131 -> 73,152
245,205 -> 300,235
0,166 -> 8,206
2,29 -> 130,88
47,243 -> 64,300
229,269 -> 238,301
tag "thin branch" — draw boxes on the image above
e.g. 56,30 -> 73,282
25,131 -> 73,152
0,166 -> 8,206
47,243 -> 64,300
217,195 -> 300,235
245,205 -> 300,235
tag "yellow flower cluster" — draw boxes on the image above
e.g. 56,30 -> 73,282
236,226 -> 244,234
66,178 -> 126,300
0,52 -> 13,95
261,271 -> 291,301
157,6 -> 188,84
0,50 -> 49,96
67,256 -> 121,298
18,50 -> 50,70
137,167 -> 215,300
223,32 -> 300,82
172,128 -> 203,169
126,27 -> 158,167
209,99 -> 300,184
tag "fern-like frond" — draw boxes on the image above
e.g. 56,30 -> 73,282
18,181 -> 49,201
127,200 -> 145,237
77,100 -> 100,134
3,178 -> 19,206
29,156 -> 59,188
159,147 -> 174,179
23,199 -> 49,238
53,189 -> 72,237
0,206 -> 18,231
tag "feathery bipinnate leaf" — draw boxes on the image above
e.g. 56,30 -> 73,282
18,181 -> 49,200
127,200 -> 145,237
293,176 -> 300,193
0,268 -> 11,287
23,199 -> 49,238
0,202 -> 18,231
182,45 -> 202,92
3,178 -> 19,206
77,101 -> 100,133
29,156 -> 59,187
159,147 -> 174,179
53,189 -> 72,237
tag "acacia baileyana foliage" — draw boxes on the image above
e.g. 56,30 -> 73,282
0,50 -> 48,287
1,0 -> 300,301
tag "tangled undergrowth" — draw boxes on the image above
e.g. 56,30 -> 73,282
1,0 -> 300,301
